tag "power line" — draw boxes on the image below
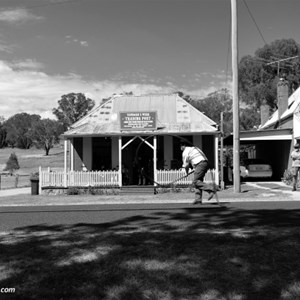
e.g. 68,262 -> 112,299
242,0 -> 267,45
24,0 -> 84,10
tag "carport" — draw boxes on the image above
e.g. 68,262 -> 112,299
224,128 -> 293,180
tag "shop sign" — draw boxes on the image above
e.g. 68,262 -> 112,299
120,111 -> 157,131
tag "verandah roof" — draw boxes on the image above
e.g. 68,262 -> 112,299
62,94 -> 219,137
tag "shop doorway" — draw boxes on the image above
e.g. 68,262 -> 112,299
122,136 -> 154,185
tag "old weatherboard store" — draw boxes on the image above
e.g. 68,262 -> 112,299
39,94 -> 219,191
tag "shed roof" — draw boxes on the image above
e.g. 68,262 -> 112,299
62,94 -> 218,137
224,128 -> 293,146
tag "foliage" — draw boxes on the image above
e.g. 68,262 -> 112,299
3,152 -> 20,174
3,113 -> 41,149
0,116 -> 6,148
67,187 -> 80,195
177,90 -> 236,135
177,39 -> 300,133
53,93 -> 95,129
30,172 -> 39,180
29,119 -> 64,155
282,169 -> 294,186
240,107 -> 261,130
66,187 -> 120,195
239,38 -> 300,110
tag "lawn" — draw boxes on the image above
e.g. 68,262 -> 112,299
1,205 -> 300,299
0,146 -> 64,189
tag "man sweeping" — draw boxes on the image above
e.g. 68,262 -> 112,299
180,141 -> 217,205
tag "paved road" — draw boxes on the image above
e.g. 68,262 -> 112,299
1,201 -> 300,231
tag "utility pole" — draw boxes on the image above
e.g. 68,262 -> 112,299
231,0 -> 240,192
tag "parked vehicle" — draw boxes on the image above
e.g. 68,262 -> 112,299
240,158 -> 273,179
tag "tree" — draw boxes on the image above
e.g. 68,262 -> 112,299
177,90 -> 234,135
4,152 -> 20,174
53,93 -> 95,129
0,116 -> 6,148
240,107 -> 261,131
239,38 -> 300,111
3,113 -> 41,149
177,90 -> 261,134
29,119 -> 64,155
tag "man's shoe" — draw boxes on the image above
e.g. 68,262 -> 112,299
292,187 -> 297,191
192,200 -> 202,205
207,191 -> 215,201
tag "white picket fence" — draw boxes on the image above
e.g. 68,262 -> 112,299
39,168 -> 217,190
39,168 -> 119,188
156,169 -> 216,185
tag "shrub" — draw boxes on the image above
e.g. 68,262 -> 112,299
4,152 -> 20,174
67,187 -> 80,195
282,169 -> 294,186
30,172 -> 39,180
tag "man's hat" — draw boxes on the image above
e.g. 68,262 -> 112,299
294,143 -> 300,149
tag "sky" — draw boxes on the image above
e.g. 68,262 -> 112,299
0,0 -> 300,120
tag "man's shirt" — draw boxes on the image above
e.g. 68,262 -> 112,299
291,149 -> 300,167
182,146 -> 207,168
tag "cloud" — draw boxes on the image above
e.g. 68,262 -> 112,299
8,59 -> 44,70
0,33 -> 15,53
187,81 -> 232,99
0,59 -> 231,120
65,35 -> 89,47
0,41 -> 14,53
0,60 -> 175,120
80,41 -> 88,47
0,8 -> 43,24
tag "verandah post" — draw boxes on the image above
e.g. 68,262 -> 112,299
39,166 -> 42,194
153,135 -> 157,186
118,135 -> 122,187
64,140 -> 68,188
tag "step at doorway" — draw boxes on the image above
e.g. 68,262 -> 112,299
120,185 -> 155,195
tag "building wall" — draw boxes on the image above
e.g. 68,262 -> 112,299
163,135 -> 173,169
193,135 -> 203,149
92,137 -> 112,170
202,135 -> 215,168
73,137 -> 83,171
111,137 -> 119,170
82,137 -> 92,170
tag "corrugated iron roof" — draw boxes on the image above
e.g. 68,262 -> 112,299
62,94 -> 218,137
259,87 -> 300,130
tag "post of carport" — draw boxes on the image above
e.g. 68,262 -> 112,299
118,135 -> 122,187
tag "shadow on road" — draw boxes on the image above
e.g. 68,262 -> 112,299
1,205 -> 300,299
